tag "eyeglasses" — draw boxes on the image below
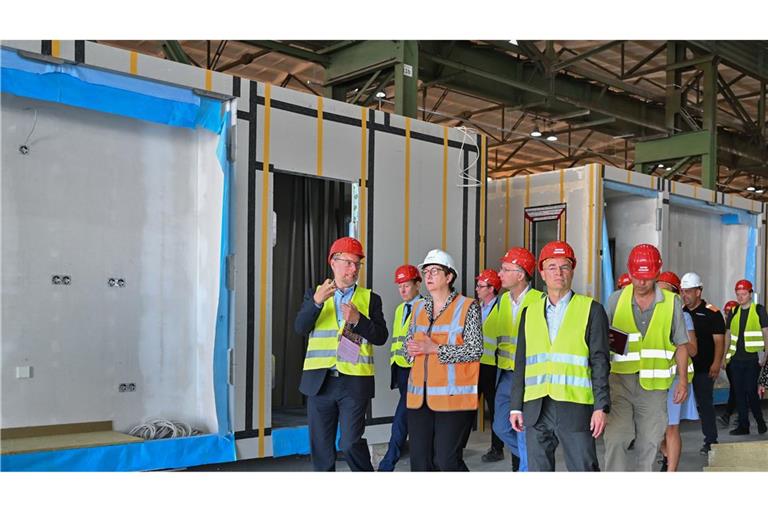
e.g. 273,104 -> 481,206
476,283 -> 492,289
421,267 -> 445,277
498,267 -> 525,274
332,257 -> 362,269
543,264 -> 573,274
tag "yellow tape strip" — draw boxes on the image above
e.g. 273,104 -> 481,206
671,181 -> 677,194
316,96 -> 324,176
205,70 -> 213,91
626,168 -> 632,184
51,40 -> 61,58
359,108 -> 367,287
587,165 -> 595,287
652,176 -> 657,190
525,175 -> 531,207
404,118 -> 411,264
596,167 -> 603,299
129,52 -> 138,75
258,83 -> 272,458
442,126 -> 448,251
694,185 -> 699,199
524,175 -> 531,250
559,168 -> 565,204
504,178 -> 510,250
479,135 -> 487,268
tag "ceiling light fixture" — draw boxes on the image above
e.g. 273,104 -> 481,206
509,40 -> 518,45
757,188 -> 765,194
530,127 -> 542,137
375,91 -> 386,98
747,185 -> 756,192
546,134 -> 558,142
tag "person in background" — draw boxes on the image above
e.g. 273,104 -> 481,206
475,269 -> 506,462
656,271 -> 698,472
378,264 -> 422,471
723,279 -> 767,435
617,273 -> 632,290
719,300 -> 740,427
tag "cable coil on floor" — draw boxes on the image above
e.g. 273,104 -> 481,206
128,419 -> 202,440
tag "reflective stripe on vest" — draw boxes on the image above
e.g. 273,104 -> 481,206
727,304 -> 765,361
523,294 -> 594,405
610,285 -> 677,391
496,288 -> 543,371
303,286 -> 374,376
390,301 -> 414,368
406,295 -> 479,412
480,299 -> 500,366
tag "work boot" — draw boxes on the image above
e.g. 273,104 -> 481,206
700,442 -> 717,455
729,426 -> 750,435
481,448 -> 504,462
511,454 -> 520,472
758,421 -> 767,434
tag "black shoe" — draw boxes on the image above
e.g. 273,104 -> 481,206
700,442 -> 716,455
481,449 -> 504,463
627,438 -> 635,450
511,454 -> 520,472
659,455 -> 668,472
718,414 -> 731,427
729,426 -> 750,435
758,422 -> 767,434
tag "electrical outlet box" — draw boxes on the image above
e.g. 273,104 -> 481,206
16,366 -> 33,379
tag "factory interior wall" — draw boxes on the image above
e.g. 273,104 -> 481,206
604,189 -> 661,286
1,93 -> 222,434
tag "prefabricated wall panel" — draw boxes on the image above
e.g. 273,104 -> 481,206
487,164 -> 602,298
605,191 -> 661,277
1,41 -> 487,459
1,93 -> 223,434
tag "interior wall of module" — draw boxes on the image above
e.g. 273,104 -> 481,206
1,93 -> 223,433
230,80 -> 485,446
604,190 -> 661,278
487,164 -> 602,298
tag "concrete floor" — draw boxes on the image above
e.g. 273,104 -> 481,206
189,403 -> 768,472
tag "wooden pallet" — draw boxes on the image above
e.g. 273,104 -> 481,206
1,421 -> 142,455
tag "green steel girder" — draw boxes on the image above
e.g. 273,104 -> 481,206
415,41 -> 766,169
238,40 -> 330,66
687,41 -> 768,81
635,130 -> 712,163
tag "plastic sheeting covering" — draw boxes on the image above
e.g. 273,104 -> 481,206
746,225 -> 757,291
0,434 -> 236,472
1,48 -> 235,471
601,213 -> 615,305
0,48 -> 224,133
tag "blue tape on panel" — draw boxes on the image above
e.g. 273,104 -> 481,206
746,226 -> 757,286
1,433 -> 236,472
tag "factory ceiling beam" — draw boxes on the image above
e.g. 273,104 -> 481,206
238,40 -> 330,66
551,40 -> 625,72
687,41 -> 768,82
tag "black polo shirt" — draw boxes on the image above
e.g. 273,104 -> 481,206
684,300 -> 725,373
725,303 -> 768,363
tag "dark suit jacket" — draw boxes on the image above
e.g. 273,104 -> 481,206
294,287 -> 389,399
510,297 -> 611,429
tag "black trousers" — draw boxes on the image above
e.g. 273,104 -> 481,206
306,375 -> 373,471
524,397 -> 600,472
407,402 -> 474,471
730,359 -> 766,430
725,363 -> 736,416
478,363 -> 504,452
692,372 -> 718,445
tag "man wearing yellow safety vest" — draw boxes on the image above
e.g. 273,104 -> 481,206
492,247 -> 542,472
475,268 -> 506,463
604,244 -> 691,471
510,241 -> 611,471
378,264 -> 422,471
294,237 -> 389,471
723,279 -> 767,435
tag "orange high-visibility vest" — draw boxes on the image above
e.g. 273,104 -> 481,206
406,295 -> 479,411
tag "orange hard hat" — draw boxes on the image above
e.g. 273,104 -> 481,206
394,264 -> 421,284
538,241 -> 577,271
617,273 -> 632,289
327,236 -> 364,264
476,269 -> 501,292
500,247 -> 536,277
627,244 -> 662,280
658,271 -> 681,292
735,279 -> 753,293
723,300 -> 739,314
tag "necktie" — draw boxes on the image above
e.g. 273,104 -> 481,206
403,303 -> 412,326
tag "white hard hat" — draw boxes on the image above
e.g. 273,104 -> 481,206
418,249 -> 457,274
680,272 -> 703,289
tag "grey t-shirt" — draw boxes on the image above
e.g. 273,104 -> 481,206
606,286 -> 689,346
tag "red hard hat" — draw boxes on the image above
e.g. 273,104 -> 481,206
617,273 -> 632,289
735,279 -> 753,293
538,241 -> 577,271
327,236 -> 365,264
723,300 -> 739,314
500,247 -> 536,277
476,269 -> 502,292
627,244 -> 662,280
658,271 -> 681,292
394,264 -> 421,284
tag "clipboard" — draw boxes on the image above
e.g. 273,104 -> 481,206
608,327 -> 629,355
